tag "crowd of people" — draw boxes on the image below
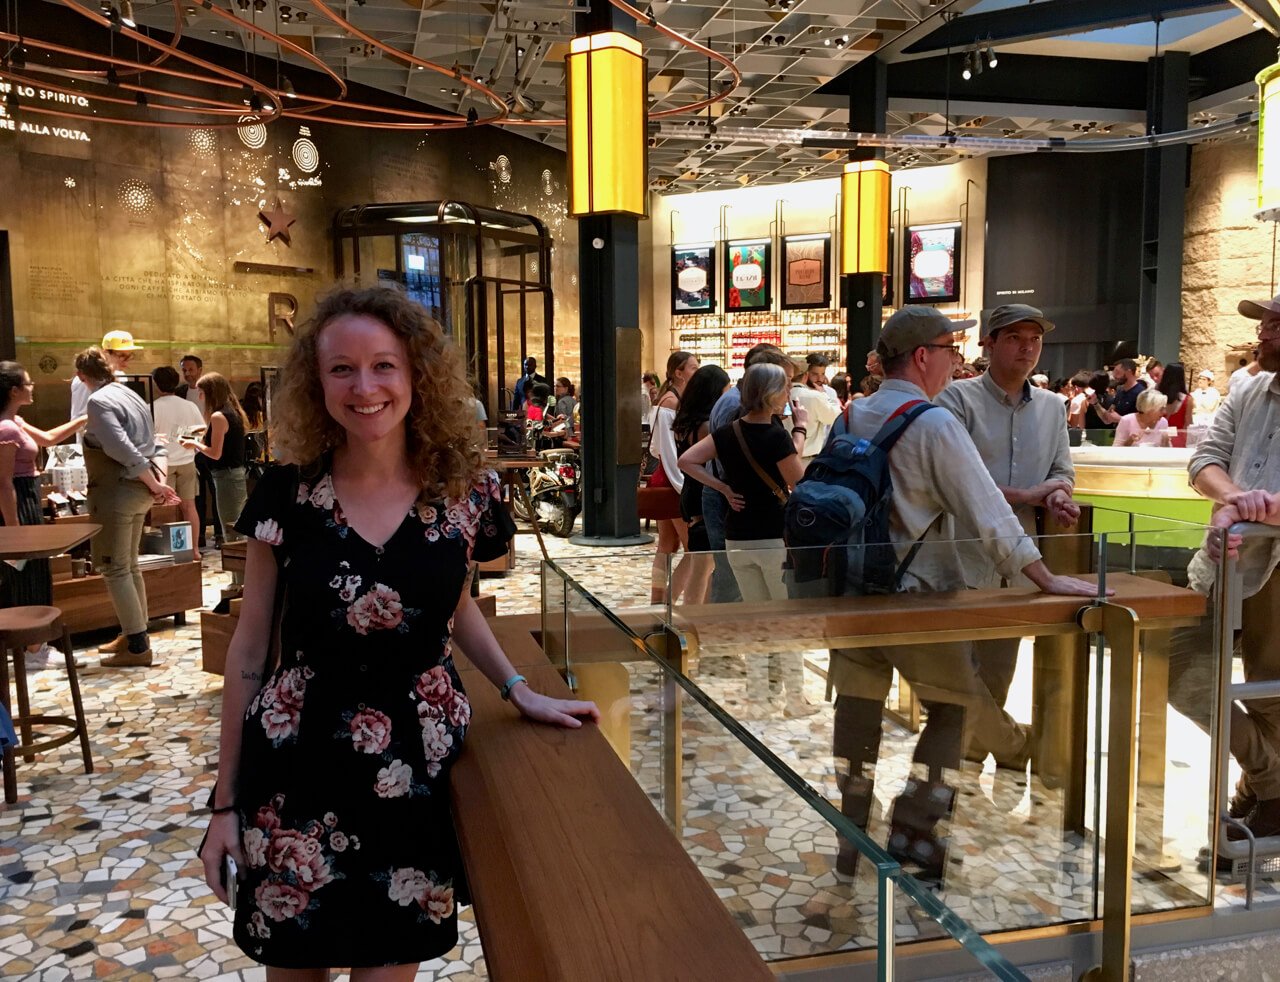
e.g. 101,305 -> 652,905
0,333 -> 270,671
631,297 -> 1280,880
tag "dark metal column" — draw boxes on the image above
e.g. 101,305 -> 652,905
1138,50 -> 1189,363
571,0 -> 650,546
845,56 -> 887,381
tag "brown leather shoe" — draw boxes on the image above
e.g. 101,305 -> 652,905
98,635 -> 128,655
1227,796 -> 1280,840
100,648 -> 153,668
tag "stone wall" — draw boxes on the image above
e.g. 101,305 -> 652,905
0,109 -> 578,426
1181,141 -> 1272,383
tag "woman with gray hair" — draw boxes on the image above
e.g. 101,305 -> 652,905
1114,387 -> 1171,447
679,362 -> 815,714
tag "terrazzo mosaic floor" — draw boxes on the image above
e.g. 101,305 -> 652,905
2,528 -> 1277,980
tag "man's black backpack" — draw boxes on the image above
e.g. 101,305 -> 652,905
784,399 -> 936,596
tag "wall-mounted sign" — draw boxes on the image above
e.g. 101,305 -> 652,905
725,239 -> 771,313
0,83 -> 92,142
904,222 -> 961,305
781,233 -> 831,310
672,242 -> 716,314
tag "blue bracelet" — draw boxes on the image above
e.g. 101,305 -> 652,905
500,674 -> 527,701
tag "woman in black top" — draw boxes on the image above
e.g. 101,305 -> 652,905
672,365 -> 730,604
182,372 -> 250,542
679,362 -> 812,713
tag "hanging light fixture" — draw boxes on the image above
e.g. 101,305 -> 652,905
1256,56 -> 1280,220
962,50 -> 973,81
840,160 -> 890,275
985,37 -> 998,69
973,42 -> 984,75
120,1 -> 137,28
565,31 -> 648,217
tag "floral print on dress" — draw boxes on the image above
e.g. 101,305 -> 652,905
254,519 -> 284,546
379,867 -> 456,925
329,575 -> 420,635
247,666 -> 315,747
415,473 -> 504,560
241,796 -> 352,938
347,708 -> 392,754
413,665 -> 470,778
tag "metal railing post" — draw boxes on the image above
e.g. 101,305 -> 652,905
1078,601 -> 1141,982
878,870 -> 895,982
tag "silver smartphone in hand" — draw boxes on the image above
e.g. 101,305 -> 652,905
224,855 -> 239,910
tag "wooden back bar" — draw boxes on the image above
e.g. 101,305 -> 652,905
451,616 -> 772,982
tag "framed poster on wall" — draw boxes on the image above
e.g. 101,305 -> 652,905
781,233 -> 831,310
672,243 -> 716,314
904,222 -> 961,305
725,239 -> 771,312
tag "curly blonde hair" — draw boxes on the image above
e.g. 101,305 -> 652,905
270,285 -> 485,500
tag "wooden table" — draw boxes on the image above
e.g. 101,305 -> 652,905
0,524 -> 100,561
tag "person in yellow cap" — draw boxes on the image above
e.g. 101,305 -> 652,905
70,330 -> 140,436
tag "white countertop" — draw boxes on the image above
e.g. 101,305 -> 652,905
1070,445 -> 1193,469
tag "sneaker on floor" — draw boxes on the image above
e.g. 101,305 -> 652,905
97,634 -> 128,655
101,648 -> 153,668
22,644 -> 52,672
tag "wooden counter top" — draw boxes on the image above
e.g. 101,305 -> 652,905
452,616 -> 771,982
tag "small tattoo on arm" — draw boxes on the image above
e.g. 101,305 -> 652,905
241,670 -> 262,682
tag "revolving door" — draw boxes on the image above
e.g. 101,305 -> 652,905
332,200 -> 554,417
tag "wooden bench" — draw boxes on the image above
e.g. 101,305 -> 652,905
450,614 -> 771,982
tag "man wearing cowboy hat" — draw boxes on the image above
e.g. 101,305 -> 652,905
935,304 -> 1081,766
70,330 -> 141,441
1181,292 -> 1280,840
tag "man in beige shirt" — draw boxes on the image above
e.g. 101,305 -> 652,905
1179,292 -> 1280,840
826,307 -> 1098,881
936,304 -> 1080,764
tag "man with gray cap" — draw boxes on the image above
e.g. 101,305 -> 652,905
1176,292 -> 1280,840
824,306 -> 1099,880
935,304 -> 1080,764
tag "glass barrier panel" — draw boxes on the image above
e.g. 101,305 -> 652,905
550,564 -> 1026,976
1097,510 -> 1220,911
540,559 -> 568,676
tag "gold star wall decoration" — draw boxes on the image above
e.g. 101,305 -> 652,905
258,198 -> 296,246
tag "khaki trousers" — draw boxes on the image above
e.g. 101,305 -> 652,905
830,640 -> 1028,773
1238,572 -> 1280,799
1168,570 -> 1280,800
86,447 -> 152,637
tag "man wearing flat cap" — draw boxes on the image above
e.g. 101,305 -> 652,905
823,306 -> 1099,880
935,304 -> 1080,762
1179,292 -> 1280,840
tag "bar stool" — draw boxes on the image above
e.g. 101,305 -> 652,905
0,605 -> 93,803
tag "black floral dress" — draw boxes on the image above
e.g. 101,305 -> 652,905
228,461 -> 513,968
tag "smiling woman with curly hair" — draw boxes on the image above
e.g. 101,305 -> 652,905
200,284 -> 599,978
269,287 -> 485,499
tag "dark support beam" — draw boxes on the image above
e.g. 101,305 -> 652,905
846,56 -> 887,383
1138,51 -> 1189,363
572,0 -> 650,547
